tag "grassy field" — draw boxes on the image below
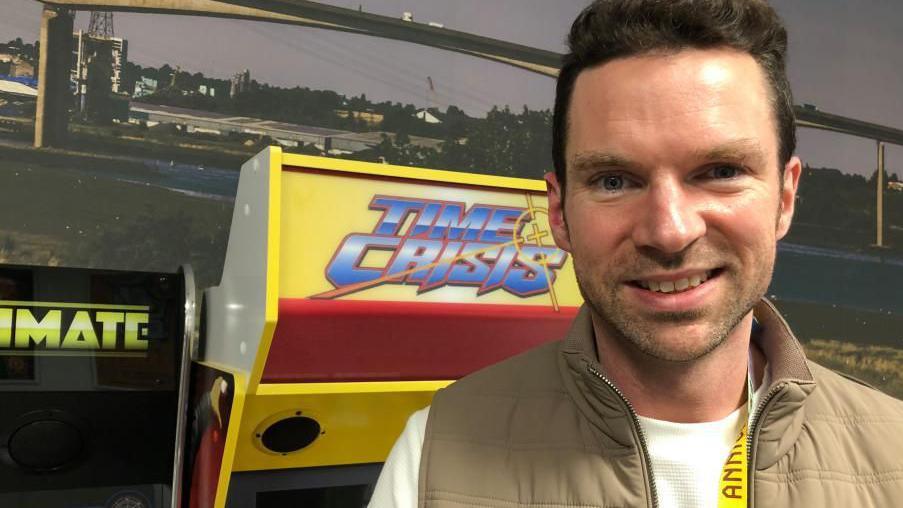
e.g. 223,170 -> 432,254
803,339 -> 903,400
0,115 -> 254,170
0,146 -> 233,289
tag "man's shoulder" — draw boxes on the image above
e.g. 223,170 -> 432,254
795,360 -> 903,480
807,360 -> 903,418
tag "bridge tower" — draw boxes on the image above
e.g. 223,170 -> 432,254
34,5 -> 74,148
88,11 -> 115,38
74,10 -> 127,122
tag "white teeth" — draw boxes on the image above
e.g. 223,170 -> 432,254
637,271 -> 712,294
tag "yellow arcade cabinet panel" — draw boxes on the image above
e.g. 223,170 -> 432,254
194,147 -> 583,507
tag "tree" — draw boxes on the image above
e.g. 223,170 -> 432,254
429,105 -> 552,178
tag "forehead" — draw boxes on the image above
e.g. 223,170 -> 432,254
567,48 -> 777,168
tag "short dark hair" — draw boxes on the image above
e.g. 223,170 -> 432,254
552,0 -> 796,191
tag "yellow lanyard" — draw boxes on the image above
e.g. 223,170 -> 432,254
717,362 -> 755,508
718,423 -> 748,507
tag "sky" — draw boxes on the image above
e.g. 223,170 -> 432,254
2,0 -> 902,176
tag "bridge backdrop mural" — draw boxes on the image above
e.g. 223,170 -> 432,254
0,1 -> 901,505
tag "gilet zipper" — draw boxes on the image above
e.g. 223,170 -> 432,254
745,382 -> 786,508
586,364 -> 659,508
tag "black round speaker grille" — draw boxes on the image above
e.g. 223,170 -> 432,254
8,419 -> 83,471
260,416 -> 320,453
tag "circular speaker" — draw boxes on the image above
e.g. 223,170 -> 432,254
106,491 -> 150,508
260,416 -> 321,454
8,419 -> 83,471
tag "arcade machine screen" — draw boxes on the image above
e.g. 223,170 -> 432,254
0,265 -> 184,508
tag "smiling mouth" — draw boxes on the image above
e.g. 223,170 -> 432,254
629,269 -> 723,294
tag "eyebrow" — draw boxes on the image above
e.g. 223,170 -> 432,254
569,138 -> 771,175
694,138 -> 770,168
570,152 -> 636,175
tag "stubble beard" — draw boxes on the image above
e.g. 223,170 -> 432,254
574,254 -> 773,363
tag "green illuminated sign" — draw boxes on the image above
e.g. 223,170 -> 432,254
0,300 -> 152,356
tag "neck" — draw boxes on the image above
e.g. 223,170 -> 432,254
592,313 -> 766,423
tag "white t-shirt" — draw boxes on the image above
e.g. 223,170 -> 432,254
369,366 -> 770,508
368,406 -> 430,508
637,366 -> 770,508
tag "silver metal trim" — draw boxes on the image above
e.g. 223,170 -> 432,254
171,264 -> 199,508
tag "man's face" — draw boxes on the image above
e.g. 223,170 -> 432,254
547,48 -> 801,362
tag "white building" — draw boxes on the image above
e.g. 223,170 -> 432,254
415,109 -> 442,124
71,31 -> 128,106
133,76 -> 157,98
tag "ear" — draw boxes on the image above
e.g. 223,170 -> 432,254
776,156 -> 802,240
544,172 -> 573,252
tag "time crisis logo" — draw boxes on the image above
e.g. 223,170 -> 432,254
0,301 -> 151,355
314,195 -> 568,299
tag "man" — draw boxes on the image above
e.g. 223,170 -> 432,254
370,1 -> 903,507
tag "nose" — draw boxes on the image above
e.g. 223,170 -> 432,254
631,178 -> 706,254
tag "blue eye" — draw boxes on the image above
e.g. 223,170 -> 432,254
600,175 -> 624,191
